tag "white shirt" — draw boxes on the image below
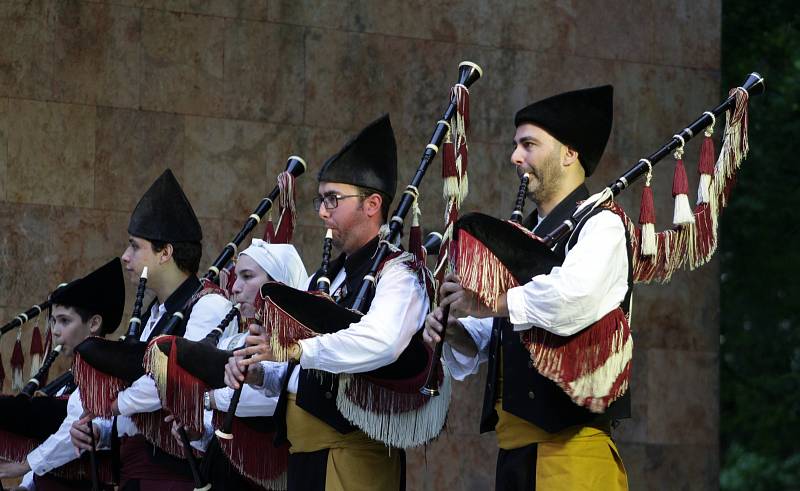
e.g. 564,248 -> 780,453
255,254 -> 429,396
116,293 -> 233,416
190,331 -> 281,452
24,388 -> 106,484
443,210 -> 629,380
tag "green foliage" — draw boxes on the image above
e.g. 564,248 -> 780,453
720,0 -> 800,488
720,444 -> 800,491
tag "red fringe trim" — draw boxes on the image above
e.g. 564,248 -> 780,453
72,353 -> 127,417
693,202 -> 715,263
211,411 -> 289,486
0,429 -> 38,462
455,230 -> 519,310
50,452 -> 115,484
520,307 -> 632,413
131,410 -> 198,459
144,336 -> 206,435
262,297 -> 318,360
442,140 -> 456,179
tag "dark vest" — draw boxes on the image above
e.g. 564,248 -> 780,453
295,236 -> 382,434
142,275 -> 202,342
480,184 -> 633,434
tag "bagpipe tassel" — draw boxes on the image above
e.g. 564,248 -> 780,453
638,167 -> 657,256
29,323 -> 45,381
409,200 -> 424,263
693,119 -> 718,266
441,126 -> 459,200
671,150 -> 695,226
274,170 -> 297,244
0,351 -> 5,391
11,334 -> 25,392
262,213 -> 275,243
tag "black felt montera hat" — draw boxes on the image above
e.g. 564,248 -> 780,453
128,169 -> 202,243
514,85 -> 613,177
50,258 -> 125,335
317,114 -> 398,200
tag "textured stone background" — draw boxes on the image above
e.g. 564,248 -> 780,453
0,1 -> 721,489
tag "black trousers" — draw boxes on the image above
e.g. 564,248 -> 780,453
496,443 -> 538,491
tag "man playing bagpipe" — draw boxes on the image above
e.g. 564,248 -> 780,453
424,86 -> 630,490
0,258 -> 125,490
226,115 -> 432,490
69,169 -> 233,491
165,239 -> 308,490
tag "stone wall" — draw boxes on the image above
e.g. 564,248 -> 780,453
0,1 -> 721,489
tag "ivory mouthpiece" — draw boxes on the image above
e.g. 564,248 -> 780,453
140,267 -> 148,279
325,229 -> 333,239
53,344 -> 63,353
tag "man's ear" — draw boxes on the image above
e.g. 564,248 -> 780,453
159,243 -> 174,264
88,314 -> 104,336
562,145 -> 580,168
362,193 -> 383,218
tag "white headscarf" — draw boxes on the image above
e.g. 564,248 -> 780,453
239,239 -> 308,289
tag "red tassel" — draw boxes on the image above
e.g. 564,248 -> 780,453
698,136 -> 716,176
30,325 -> 43,358
442,138 -> 456,179
45,326 -> 53,354
225,265 -> 237,294
672,158 -> 689,197
0,352 -> 5,392
409,225 -> 423,263
262,216 -> 275,243
11,337 -> 25,391
274,211 -> 294,244
638,186 -> 656,225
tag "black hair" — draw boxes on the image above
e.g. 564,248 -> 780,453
150,240 -> 202,275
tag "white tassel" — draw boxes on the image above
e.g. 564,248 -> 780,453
641,223 -> 657,256
696,173 -> 712,205
673,194 -> 695,225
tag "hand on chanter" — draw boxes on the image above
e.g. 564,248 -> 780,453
424,304 -> 479,358
164,413 -> 201,451
69,413 -> 100,453
438,272 -> 507,319
224,354 -> 264,390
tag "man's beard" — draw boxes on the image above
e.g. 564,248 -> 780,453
528,148 -> 563,206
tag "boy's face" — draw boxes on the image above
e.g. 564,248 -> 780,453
51,305 -> 99,356
121,236 -> 160,284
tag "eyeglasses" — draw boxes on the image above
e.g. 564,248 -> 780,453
313,194 -> 365,211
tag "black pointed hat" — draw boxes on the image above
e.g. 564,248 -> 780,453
50,258 -> 126,335
514,85 -> 613,177
318,114 -> 398,200
128,169 -> 202,243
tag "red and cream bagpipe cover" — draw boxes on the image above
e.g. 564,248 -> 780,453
453,87 -> 754,414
